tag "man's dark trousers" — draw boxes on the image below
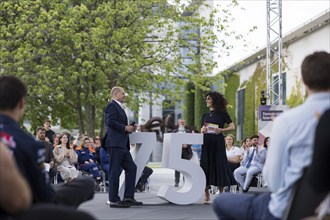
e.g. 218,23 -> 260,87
108,147 -> 137,202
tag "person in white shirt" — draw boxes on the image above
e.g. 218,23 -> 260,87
225,134 -> 241,171
212,51 -> 330,220
225,134 -> 242,188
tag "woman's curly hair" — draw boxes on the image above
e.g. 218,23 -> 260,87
205,91 -> 228,112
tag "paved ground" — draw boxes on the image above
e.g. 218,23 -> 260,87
79,168 -> 218,220
79,167 -> 269,220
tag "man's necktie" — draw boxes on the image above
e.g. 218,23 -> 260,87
245,148 -> 255,168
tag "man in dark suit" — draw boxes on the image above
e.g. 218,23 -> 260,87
35,127 -> 57,181
104,86 -> 142,208
172,118 -> 193,187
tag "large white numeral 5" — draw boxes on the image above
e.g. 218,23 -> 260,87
158,133 -> 205,205
118,132 -> 156,198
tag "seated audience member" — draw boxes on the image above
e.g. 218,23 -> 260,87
76,137 -> 102,186
0,76 -> 94,208
88,137 -> 96,153
74,134 -> 88,151
93,136 -> 102,164
306,109 -> 330,219
0,132 -> 96,220
53,133 -> 80,182
263,137 -> 270,149
233,135 -> 266,192
212,51 -> 330,220
100,147 -> 110,182
225,134 -> 242,187
52,133 -> 61,148
225,134 -> 242,172
239,137 -> 251,165
72,132 -> 81,149
36,127 -> 57,181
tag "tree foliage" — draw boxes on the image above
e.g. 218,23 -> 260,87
243,63 -> 266,137
183,82 -> 195,127
224,72 -> 239,136
0,0 -> 240,136
286,76 -> 305,108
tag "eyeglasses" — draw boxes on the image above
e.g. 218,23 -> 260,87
95,137 -> 100,140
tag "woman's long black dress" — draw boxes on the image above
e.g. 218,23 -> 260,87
200,111 -> 235,187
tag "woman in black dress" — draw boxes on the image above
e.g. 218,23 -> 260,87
200,91 -> 235,204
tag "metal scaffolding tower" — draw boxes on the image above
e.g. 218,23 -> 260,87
266,0 -> 283,105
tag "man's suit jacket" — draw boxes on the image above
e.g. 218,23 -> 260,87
104,100 -> 129,150
39,140 -> 55,163
172,127 -> 193,160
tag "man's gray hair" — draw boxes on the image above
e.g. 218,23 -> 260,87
110,86 -> 123,98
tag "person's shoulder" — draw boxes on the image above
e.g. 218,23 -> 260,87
13,129 -> 44,150
108,100 -> 119,108
202,112 -> 208,116
105,101 -> 115,111
223,111 -> 232,118
215,111 -> 230,117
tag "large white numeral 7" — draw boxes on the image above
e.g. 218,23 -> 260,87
158,133 -> 205,205
118,132 -> 156,198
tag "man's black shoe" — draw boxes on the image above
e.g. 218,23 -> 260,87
109,201 -> 131,208
122,197 -> 143,206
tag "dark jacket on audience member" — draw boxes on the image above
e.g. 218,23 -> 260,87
0,114 -> 55,203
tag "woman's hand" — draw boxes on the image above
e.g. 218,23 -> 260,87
208,127 -> 222,134
215,128 -> 223,134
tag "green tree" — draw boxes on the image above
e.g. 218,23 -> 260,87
286,77 -> 305,108
224,72 -> 239,136
243,63 -> 266,137
1,0 -> 242,136
183,82 -> 195,127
